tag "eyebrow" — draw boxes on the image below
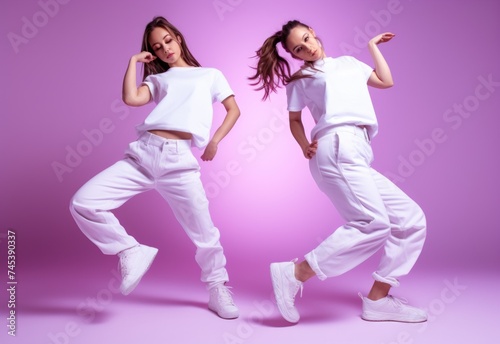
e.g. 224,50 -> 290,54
151,33 -> 171,47
293,33 -> 309,52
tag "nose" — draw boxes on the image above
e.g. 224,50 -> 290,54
161,43 -> 170,54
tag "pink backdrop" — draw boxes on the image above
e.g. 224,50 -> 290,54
1,1 -> 500,341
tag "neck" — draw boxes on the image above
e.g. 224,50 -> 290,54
168,57 -> 190,68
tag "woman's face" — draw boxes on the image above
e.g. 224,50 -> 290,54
285,26 -> 324,62
148,27 -> 185,67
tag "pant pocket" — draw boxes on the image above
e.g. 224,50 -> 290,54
336,131 -> 372,165
124,141 -> 144,164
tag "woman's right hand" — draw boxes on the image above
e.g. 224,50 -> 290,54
132,51 -> 157,64
303,140 -> 318,159
369,32 -> 395,46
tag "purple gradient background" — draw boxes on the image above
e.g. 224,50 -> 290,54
1,0 -> 500,343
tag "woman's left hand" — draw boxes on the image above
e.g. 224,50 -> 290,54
369,32 -> 396,45
201,141 -> 218,161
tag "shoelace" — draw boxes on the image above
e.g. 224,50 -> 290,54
386,295 -> 408,309
216,286 -> 236,306
358,292 -> 409,308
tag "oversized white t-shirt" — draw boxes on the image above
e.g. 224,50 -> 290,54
137,67 -> 234,148
286,56 -> 378,140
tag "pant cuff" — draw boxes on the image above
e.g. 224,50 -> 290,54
304,252 -> 328,281
372,272 -> 400,287
206,280 -> 229,290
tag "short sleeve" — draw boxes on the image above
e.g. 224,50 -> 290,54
141,75 -> 157,102
349,56 -> 374,81
286,81 -> 306,112
212,69 -> 234,103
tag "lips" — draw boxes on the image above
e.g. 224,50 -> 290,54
167,53 -> 174,59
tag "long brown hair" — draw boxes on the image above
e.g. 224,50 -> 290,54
141,16 -> 201,80
249,20 -> 320,100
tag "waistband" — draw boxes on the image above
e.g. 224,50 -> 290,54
314,125 -> 371,142
138,132 -> 192,151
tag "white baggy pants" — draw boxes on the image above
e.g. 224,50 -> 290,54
306,125 -> 426,287
69,132 -> 229,288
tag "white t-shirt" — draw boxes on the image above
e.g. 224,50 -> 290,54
286,56 -> 378,140
137,67 -> 234,148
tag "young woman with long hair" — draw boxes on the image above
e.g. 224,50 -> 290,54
70,16 -> 240,319
249,20 -> 427,324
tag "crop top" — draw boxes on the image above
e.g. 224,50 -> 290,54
137,67 -> 234,148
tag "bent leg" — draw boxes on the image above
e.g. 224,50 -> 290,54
70,158 -> 154,255
306,132 -> 394,283
370,169 -> 427,286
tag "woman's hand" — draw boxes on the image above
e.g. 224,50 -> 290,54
369,32 -> 395,45
201,96 -> 240,162
201,141 -> 218,161
132,51 -> 157,64
303,140 -> 318,159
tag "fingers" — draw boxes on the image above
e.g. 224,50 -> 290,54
201,151 -> 214,161
305,141 -> 318,159
143,53 -> 157,63
134,51 -> 157,63
201,150 -> 216,161
378,33 -> 396,43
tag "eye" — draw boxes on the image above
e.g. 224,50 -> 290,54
165,38 -> 172,44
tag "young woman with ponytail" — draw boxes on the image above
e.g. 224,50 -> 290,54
250,20 -> 427,324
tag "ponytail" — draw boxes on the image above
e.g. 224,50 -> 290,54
248,32 -> 293,100
249,20 -> 315,100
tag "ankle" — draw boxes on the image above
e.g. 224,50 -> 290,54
367,281 -> 391,301
294,261 -> 314,282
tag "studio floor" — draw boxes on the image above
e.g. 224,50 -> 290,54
4,259 -> 499,344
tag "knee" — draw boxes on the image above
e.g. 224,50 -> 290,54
69,194 -> 82,217
352,214 -> 391,237
415,207 -> 427,238
69,190 -> 92,217
409,204 -> 427,232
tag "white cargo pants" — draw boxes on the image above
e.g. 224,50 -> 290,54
69,132 -> 229,288
306,125 -> 426,287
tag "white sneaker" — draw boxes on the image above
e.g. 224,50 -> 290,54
208,284 -> 239,319
270,260 -> 303,323
360,293 -> 428,322
118,244 -> 158,295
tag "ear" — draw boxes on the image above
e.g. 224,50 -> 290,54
176,35 -> 182,44
309,27 -> 316,36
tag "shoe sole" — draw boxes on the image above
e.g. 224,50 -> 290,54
208,305 -> 239,320
121,247 -> 158,295
361,311 -> 428,323
270,263 -> 299,323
